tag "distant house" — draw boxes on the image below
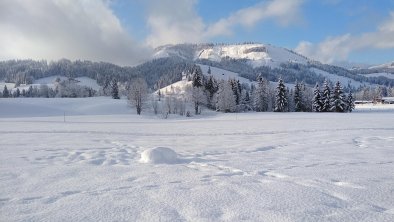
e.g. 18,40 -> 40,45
355,100 -> 372,105
382,97 -> 394,104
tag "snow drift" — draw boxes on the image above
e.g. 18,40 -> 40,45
140,147 -> 179,164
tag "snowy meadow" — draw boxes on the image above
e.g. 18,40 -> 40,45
1,98 -> 394,221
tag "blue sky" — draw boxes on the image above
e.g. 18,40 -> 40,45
1,0 -> 393,65
109,0 -> 394,64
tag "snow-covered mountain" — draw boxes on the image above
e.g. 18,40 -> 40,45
154,43 -> 309,68
369,61 -> 394,70
151,43 -> 394,89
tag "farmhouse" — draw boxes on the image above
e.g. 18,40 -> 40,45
382,97 -> 394,104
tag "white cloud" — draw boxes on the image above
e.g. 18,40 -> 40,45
145,0 -> 305,47
145,0 -> 206,47
0,0 -> 151,66
295,11 -> 394,64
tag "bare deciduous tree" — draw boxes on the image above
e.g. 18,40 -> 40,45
128,78 -> 148,115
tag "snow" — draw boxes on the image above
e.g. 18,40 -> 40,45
140,147 -> 179,164
1,76 -> 100,93
1,97 -> 394,221
153,43 -> 309,68
33,76 -> 67,84
198,64 -> 252,84
0,82 -> 16,91
369,61 -> 394,69
0,97 -> 132,118
197,44 -> 308,68
362,72 -> 394,80
74,77 -> 101,91
158,79 -> 192,97
354,104 -> 394,112
311,68 -> 370,88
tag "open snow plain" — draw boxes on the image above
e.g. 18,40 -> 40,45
1,98 -> 394,221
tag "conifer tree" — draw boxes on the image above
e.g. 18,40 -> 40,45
274,78 -> 288,112
312,83 -> 323,112
330,81 -> 346,112
254,75 -> 269,112
347,91 -> 355,112
321,80 -> 331,112
204,75 -> 218,109
111,79 -> 120,99
294,81 -> 303,112
192,66 -> 203,88
229,79 -> 241,105
2,85 -> 9,98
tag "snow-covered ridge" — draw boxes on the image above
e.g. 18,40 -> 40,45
369,61 -> 394,70
153,43 -> 309,68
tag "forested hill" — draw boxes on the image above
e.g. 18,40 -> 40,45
1,43 -> 394,90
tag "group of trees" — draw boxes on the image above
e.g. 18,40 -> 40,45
137,64 -> 356,117
0,78 -> 96,98
311,81 -> 354,113
273,78 -> 354,113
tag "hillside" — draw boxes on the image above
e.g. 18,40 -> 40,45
1,44 -> 393,93
154,43 -> 308,68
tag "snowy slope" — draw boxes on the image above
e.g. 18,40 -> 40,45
198,64 -> 252,84
0,82 -> 15,91
0,98 -> 393,221
158,79 -> 192,97
311,68 -> 370,88
361,72 -> 394,80
157,65 -> 253,99
154,43 -> 309,68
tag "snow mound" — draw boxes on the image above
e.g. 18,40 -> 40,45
140,147 -> 179,164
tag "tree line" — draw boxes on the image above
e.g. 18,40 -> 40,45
128,66 -> 359,116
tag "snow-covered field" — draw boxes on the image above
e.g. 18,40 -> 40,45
1,98 -> 394,221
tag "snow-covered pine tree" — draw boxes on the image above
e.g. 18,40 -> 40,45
192,66 -> 203,88
15,88 -> 21,97
111,79 -> 120,99
254,75 -> 269,112
330,81 -> 346,112
204,75 -> 218,109
229,79 -> 241,105
312,83 -> 323,112
2,85 -> 9,98
294,81 -> 303,112
190,66 -> 204,114
102,77 -> 111,96
274,78 -> 288,112
321,80 -> 331,112
27,85 -> 33,97
347,91 -> 355,112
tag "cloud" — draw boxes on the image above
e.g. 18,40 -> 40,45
295,11 -> 394,63
144,0 -> 206,47
145,0 -> 305,47
0,0 -> 151,66
206,0 -> 304,37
